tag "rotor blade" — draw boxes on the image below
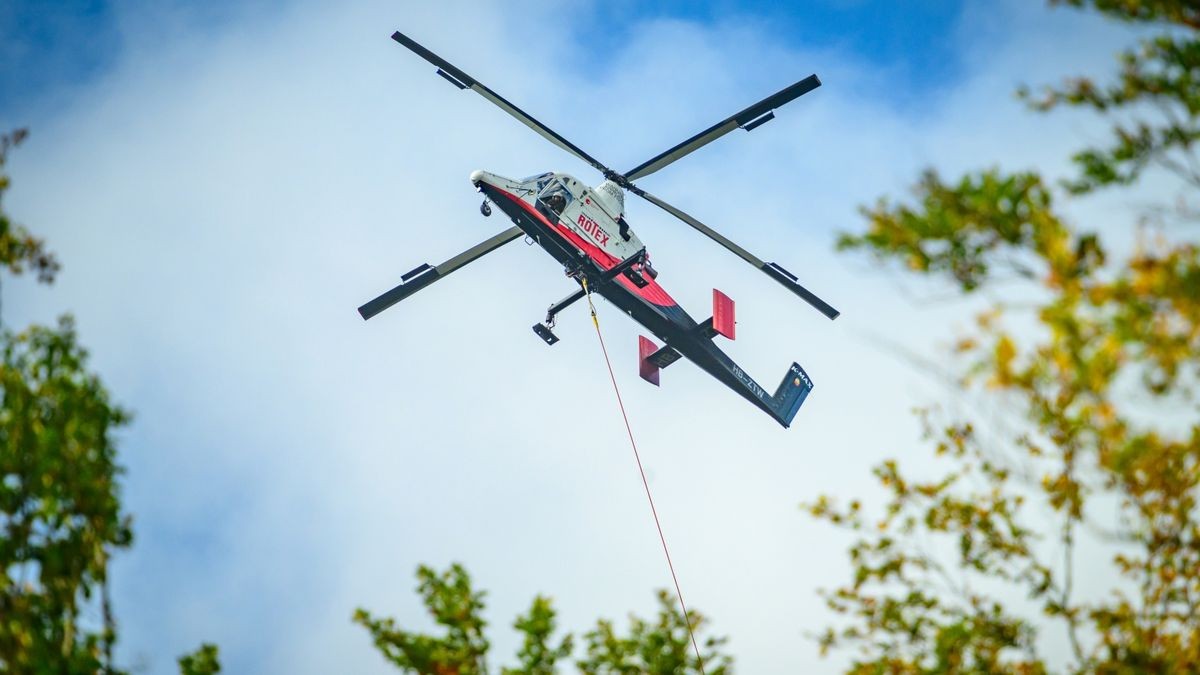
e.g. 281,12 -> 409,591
391,31 -> 615,176
624,75 -> 821,182
635,190 -> 839,319
358,226 -> 523,320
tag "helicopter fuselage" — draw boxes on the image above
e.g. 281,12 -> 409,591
471,169 -> 811,427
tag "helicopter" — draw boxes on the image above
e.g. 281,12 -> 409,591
359,31 -> 840,428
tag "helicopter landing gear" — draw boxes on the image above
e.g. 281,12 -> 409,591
480,199 -> 492,217
531,285 -> 588,346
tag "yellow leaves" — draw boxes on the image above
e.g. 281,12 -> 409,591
976,307 -> 1002,331
1096,401 -> 1117,424
876,459 -> 911,498
991,335 -> 1018,388
915,484 -> 941,498
1040,471 -> 1084,519
805,494 -> 864,529
817,23 -> 1200,670
805,494 -> 834,520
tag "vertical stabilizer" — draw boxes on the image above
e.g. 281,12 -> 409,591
767,363 -> 813,428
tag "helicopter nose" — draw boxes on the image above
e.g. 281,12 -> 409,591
470,169 -> 485,186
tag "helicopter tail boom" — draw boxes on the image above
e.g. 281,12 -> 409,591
638,329 -> 813,428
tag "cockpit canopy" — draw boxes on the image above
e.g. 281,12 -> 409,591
534,174 -> 573,216
521,172 -> 554,192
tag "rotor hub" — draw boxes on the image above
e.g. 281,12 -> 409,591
594,179 -> 626,219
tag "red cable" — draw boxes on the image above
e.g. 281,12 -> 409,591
588,303 -> 707,674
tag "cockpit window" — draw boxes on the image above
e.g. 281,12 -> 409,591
542,186 -> 571,215
522,172 -> 553,192
536,179 -> 573,218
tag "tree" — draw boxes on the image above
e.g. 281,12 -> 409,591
0,318 -> 132,674
0,130 -> 58,288
178,643 -> 221,675
354,563 -> 731,674
576,590 -> 730,675
811,1 -> 1200,672
0,130 -> 214,673
0,128 -> 132,674
1026,1 -> 1200,196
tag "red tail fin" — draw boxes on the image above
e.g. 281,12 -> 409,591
712,289 -> 735,340
639,336 -> 661,386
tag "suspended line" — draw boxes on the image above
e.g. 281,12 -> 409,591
581,278 -> 707,673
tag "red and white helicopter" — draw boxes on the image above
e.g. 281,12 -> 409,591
360,31 -> 840,428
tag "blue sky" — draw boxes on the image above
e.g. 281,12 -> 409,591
595,1 -> 966,88
0,1 -> 1149,673
4,0 -> 969,121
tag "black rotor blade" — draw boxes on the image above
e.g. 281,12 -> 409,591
358,226 -> 523,320
391,31 -> 615,176
634,190 -> 839,320
624,74 -> 821,182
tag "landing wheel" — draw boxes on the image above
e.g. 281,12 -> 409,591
480,200 -> 492,217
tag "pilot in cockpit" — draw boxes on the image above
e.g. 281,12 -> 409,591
546,192 -> 566,215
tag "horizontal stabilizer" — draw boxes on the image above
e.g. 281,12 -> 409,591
637,336 -> 681,386
648,344 -> 682,369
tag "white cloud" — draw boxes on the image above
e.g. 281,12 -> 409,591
4,0 -> 1148,672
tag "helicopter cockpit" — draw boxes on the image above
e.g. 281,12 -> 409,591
521,172 -> 553,192
534,176 -> 574,221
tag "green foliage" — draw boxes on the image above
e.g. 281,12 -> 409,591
1052,0 -> 1199,28
504,596 -> 572,675
818,216 -> 1200,671
356,564 -> 729,674
0,130 -> 59,284
0,127 -> 130,674
818,2 -> 1200,672
0,128 -> 218,674
355,563 -> 491,674
838,170 -> 1077,292
1024,1 -> 1200,193
178,643 -> 221,675
0,318 -> 132,673
577,590 -> 730,675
